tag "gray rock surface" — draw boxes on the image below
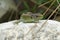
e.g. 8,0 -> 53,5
0,20 -> 60,40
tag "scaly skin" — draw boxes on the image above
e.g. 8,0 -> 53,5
20,12 -> 43,23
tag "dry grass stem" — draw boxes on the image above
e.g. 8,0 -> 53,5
43,0 -> 56,15
38,0 -> 52,8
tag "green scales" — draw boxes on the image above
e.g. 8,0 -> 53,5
20,12 -> 43,23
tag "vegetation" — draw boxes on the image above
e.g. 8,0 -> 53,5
15,0 -> 60,20
0,0 -> 60,23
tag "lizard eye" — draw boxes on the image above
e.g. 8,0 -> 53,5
36,16 -> 39,17
31,16 -> 32,19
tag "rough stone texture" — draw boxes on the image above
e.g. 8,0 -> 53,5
0,20 -> 60,40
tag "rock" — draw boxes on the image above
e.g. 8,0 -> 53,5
0,20 -> 60,40
0,0 -> 16,18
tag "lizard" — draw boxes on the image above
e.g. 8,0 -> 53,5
14,12 -> 43,24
